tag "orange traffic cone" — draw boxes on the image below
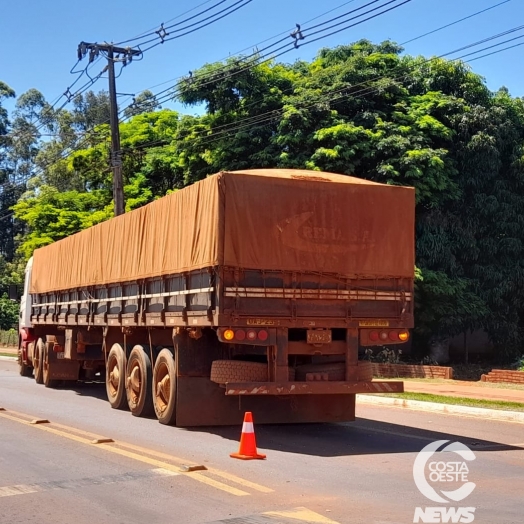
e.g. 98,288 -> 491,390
230,412 -> 266,460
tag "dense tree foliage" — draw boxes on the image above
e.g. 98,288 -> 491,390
3,40 -> 524,357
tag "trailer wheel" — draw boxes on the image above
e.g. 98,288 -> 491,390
210,360 -> 268,384
152,349 -> 176,426
33,338 -> 44,384
106,344 -> 128,410
18,347 -> 33,377
126,346 -> 154,418
43,342 -> 60,388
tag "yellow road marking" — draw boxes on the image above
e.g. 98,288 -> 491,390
185,472 -> 249,497
96,444 -> 187,475
0,485 -> 40,498
107,440 -> 203,467
96,444 -> 249,496
208,469 -> 274,493
0,409 -> 33,421
0,412 -> 96,446
0,410 -> 267,497
108,440 -> 273,493
264,507 -> 340,523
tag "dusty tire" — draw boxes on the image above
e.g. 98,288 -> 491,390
33,339 -> 44,384
357,361 -> 374,382
43,342 -> 60,388
126,346 -> 154,418
210,360 -> 268,384
295,362 -> 345,381
106,343 -> 128,410
18,348 -> 33,377
152,349 -> 177,425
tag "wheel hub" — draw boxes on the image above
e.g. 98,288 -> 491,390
155,373 -> 170,413
109,363 -> 120,389
130,365 -> 141,392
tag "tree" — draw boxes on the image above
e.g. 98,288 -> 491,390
11,41 -> 524,358
123,90 -> 161,119
0,81 -> 21,262
0,294 -> 17,330
72,90 -> 111,131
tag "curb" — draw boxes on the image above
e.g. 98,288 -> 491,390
357,394 -> 524,424
0,356 -> 17,362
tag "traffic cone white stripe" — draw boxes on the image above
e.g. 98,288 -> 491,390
242,422 -> 254,433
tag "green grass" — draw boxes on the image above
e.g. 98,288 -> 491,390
379,392 -> 524,412
0,352 -> 17,358
380,377 -> 524,391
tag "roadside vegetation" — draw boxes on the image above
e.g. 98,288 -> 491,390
380,392 -> 524,411
2,40 -> 524,359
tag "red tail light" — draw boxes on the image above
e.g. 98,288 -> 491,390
257,330 -> 268,341
362,328 -> 410,346
219,327 -> 272,344
389,331 -> 399,341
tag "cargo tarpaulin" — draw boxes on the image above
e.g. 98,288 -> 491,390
31,169 -> 414,293
31,175 -> 222,293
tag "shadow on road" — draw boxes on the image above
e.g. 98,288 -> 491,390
184,419 -> 524,457
67,380 -> 108,402
39,377 -> 524,458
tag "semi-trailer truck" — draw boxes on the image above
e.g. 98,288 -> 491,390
18,169 -> 414,426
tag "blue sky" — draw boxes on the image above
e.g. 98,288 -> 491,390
0,0 -> 523,116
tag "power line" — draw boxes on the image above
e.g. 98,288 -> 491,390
6,3 -> 521,209
119,0 -> 413,120
123,0 -> 219,42
439,23 -> 524,59
400,0 -> 512,45
115,0 -> 237,46
132,6 -> 524,121
454,33 -> 524,61
115,0 -> 410,119
3,0 -> 411,205
96,0 -> 254,54
7,0 -> 384,147
466,39 -> 524,62
16,1 -> 252,143
135,24 -> 524,151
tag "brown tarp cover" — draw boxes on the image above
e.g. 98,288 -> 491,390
31,169 -> 415,293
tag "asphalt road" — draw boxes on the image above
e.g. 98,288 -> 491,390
0,359 -> 523,524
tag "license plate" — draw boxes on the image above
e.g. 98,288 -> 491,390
359,320 -> 390,327
307,330 -> 332,344
56,352 -> 65,359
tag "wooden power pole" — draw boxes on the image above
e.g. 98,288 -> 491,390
76,42 -> 142,216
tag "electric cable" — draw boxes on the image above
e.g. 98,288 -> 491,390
5,4 -> 520,205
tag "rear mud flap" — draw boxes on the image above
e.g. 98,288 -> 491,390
47,362 -> 80,381
46,353 -> 80,381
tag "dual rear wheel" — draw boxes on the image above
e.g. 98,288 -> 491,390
106,344 -> 177,425
33,338 -> 44,384
30,338 -> 63,388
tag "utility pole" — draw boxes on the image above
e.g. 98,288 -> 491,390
76,42 -> 142,216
